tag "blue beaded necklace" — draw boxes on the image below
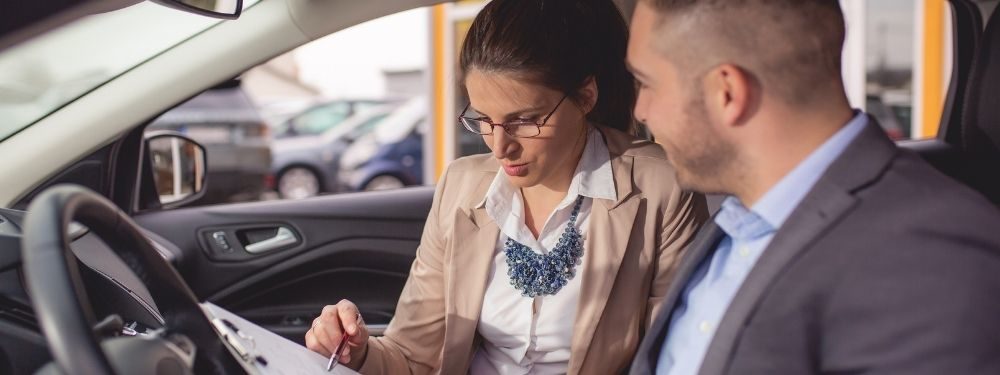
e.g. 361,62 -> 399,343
504,195 -> 586,298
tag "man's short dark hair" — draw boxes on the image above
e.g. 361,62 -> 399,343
643,0 -> 846,105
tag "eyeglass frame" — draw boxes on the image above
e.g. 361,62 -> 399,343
458,94 -> 569,138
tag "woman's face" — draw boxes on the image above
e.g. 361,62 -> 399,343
465,69 -> 593,190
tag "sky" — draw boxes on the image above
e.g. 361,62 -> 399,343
294,7 -> 431,99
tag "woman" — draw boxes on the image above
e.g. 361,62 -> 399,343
305,0 -> 707,373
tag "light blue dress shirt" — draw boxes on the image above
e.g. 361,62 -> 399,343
657,112 -> 869,375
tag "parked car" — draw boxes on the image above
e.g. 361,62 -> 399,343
339,96 -> 426,191
147,79 -> 272,204
271,104 -> 397,199
273,98 -> 395,139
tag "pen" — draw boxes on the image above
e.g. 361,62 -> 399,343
326,331 -> 350,371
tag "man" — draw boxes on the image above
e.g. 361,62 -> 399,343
626,1 -> 1000,374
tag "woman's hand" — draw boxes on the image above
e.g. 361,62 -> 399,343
305,299 -> 370,366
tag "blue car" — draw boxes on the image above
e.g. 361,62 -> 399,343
338,97 -> 427,191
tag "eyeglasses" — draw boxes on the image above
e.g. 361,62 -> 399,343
459,95 -> 568,138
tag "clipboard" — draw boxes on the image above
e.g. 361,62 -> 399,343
201,302 -> 360,374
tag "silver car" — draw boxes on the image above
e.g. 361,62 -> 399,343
271,104 -> 398,199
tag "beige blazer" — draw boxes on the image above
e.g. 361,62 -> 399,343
350,127 -> 708,374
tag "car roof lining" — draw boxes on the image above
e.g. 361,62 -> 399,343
287,0 -> 448,41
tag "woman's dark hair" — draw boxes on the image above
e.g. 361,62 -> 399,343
460,0 -> 636,133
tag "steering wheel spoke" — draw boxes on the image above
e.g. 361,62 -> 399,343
22,185 -> 245,375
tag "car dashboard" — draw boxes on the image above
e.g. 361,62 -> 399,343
0,207 -> 181,373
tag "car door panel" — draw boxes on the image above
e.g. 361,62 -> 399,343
133,186 -> 433,343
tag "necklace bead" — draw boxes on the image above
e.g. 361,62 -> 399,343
504,196 -> 586,297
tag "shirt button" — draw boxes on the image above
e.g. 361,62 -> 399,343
698,320 -> 712,333
738,246 -> 750,257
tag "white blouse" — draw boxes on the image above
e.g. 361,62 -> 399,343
469,128 -> 616,375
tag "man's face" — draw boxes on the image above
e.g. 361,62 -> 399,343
627,2 -> 735,193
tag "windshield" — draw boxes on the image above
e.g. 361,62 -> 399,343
0,1 -> 256,142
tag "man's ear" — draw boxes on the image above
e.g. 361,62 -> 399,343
576,76 -> 599,115
705,63 -> 752,127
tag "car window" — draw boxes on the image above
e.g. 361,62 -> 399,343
355,101 -> 388,112
843,0 -> 953,140
347,113 -> 391,140
283,102 -> 352,138
146,6 -> 431,207
0,1 -> 260,142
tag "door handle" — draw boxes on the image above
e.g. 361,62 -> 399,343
244,227 -> 298,254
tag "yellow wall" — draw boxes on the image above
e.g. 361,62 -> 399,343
921,0 -> 946,138
431,4 -> 448,180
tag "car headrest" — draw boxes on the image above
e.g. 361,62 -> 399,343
961,3 -> 1000,155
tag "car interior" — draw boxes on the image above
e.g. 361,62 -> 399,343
0,0 -> 998,373
907,0 -> 1000,205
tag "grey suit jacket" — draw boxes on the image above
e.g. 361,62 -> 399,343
631,118 -> 1000,375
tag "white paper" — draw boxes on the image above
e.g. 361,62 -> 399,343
201,302 -> 359,375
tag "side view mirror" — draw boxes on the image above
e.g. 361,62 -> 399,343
145,132 -> 207,208
149,0 -> 243,20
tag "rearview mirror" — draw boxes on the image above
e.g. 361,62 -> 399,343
146,132 -> 207,208
149,0 -> 243,20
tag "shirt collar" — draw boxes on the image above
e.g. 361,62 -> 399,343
715,196 -> 773,241
716,111 -> 868,237
477,126 -> 616,250
752,111 -> 868,229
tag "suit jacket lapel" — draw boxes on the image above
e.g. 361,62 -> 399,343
440,173 -> 500,373
568,195 -> 640,373
697,119 -> 899,375
568,138 -> 639,374
696,185 -> 857,375
630,220 -> 725,374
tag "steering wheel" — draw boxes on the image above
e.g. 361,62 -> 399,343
21,185 -> 245,374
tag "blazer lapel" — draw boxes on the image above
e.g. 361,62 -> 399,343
568,195 -> 641,374
697,119 -> 899,375
630,220 -> 725,374
440,173 -> 500,373
696,185 -> 857,375
567,150 -> 642,374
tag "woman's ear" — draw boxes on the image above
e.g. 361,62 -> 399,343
576,76 -> 599,115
